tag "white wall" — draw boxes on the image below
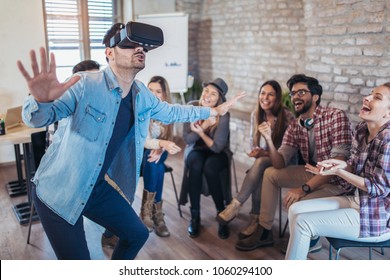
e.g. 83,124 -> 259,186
0,0 -> 46,163
123,0 -> 176,22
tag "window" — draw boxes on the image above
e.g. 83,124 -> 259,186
43,0 -> 122,81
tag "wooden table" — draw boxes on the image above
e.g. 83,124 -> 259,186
0,125 -> 45,224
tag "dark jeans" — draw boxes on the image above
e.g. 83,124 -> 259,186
32,180 -> 149,260
186,150 -> 228,212
141,149 -> 168,202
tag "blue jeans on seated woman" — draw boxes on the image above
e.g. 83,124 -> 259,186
141,149 -> 168,203
32,180 -> 149,260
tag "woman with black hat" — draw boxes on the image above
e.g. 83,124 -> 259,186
180,78 -> 232,239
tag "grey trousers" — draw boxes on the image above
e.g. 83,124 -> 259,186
235,157 -> 272,215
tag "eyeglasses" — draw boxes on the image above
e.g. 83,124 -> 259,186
289,89 -> 311,98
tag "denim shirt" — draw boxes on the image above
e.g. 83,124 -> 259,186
22,66 -> 210,225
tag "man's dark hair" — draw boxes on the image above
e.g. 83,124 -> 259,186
102,23 -> 125,62
72,60 -> 100,74
102,23 -> 124,47
287,74 -> 322,106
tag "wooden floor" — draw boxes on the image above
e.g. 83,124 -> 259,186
0,146 -> 389,260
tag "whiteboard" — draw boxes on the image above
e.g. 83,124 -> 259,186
136,13 -> 189,94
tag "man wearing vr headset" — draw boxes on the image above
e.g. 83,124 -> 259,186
17,21 -> 245,260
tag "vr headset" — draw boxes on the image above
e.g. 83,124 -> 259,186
107,21 -> 164,52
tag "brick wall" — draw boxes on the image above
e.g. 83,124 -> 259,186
176,0 -> 390,165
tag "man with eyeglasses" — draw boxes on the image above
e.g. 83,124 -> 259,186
236,74 -> 353,253
16,22 -> 244,260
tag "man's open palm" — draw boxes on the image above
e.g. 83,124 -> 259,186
17,47 -> 80,103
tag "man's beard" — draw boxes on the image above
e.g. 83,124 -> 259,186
295,99 -> 312,115
132,59 -> 145,70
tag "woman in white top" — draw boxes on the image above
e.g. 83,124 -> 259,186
217,80 -> 294,240
140,76 -> 181,237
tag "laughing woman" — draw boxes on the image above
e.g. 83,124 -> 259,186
285,83 -> 390,260
181,78 -> 232,239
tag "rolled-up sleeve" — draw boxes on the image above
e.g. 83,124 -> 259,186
365,142 -> 390,198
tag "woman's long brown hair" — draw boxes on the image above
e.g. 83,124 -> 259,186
148,76 -> 173,141
253,80 -> 288,149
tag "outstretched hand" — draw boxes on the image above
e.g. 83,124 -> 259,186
305,159 -> 347,176
16,47 -> 80,103
212,91 -> 246,116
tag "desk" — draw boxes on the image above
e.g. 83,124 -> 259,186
0,125 -> 45,224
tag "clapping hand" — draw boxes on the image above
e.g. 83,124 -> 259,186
17,47 -> 80,103
258,121 -> 272,141
190,121 -> 204,134
147,149 -> 163,163
159,140 -> 181,155
247,147 -> 268,158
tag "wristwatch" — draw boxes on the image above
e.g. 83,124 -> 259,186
301,183 -> 312,194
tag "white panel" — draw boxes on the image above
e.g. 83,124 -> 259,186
136,13 -> 189,95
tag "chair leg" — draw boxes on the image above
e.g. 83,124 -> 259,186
335,248 -> 342,260
27,201 -> 34,244
232,158 -> 238,193
279,188 -> 282,237
169,171 -> 183,218
281,220 -> 288,238
329,244 -> 333,260
369,247 -> 372,260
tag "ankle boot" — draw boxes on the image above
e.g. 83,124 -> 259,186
217,209 -> 230,239
153,201 -> 170,237
216,198 -> 241,224
188,208 -> 201,238
238,213 -> 259,240
140,189 -> 156,232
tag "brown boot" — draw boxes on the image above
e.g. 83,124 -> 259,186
238,213 -> 258,240
153,201 -> 170,237
140,189 -> 156,232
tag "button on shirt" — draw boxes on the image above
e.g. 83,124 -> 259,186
22,66 -> 210,225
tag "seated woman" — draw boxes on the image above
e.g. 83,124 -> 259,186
181,78 -> 232,239
285,83 -> 390,260
140,76 -> 181,237
217,80 -> 294,240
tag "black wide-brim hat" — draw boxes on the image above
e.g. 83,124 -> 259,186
202,78 -> 228,101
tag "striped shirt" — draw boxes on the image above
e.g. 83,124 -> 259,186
348,121 -> 390,237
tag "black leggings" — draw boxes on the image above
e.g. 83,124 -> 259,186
186,150 -> 228,212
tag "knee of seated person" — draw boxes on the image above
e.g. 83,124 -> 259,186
294,213 -> 312,233
186,155 -> 202,169
288,200 -> 305,218
263,166 -> 279,181
253,157 -> 271,169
